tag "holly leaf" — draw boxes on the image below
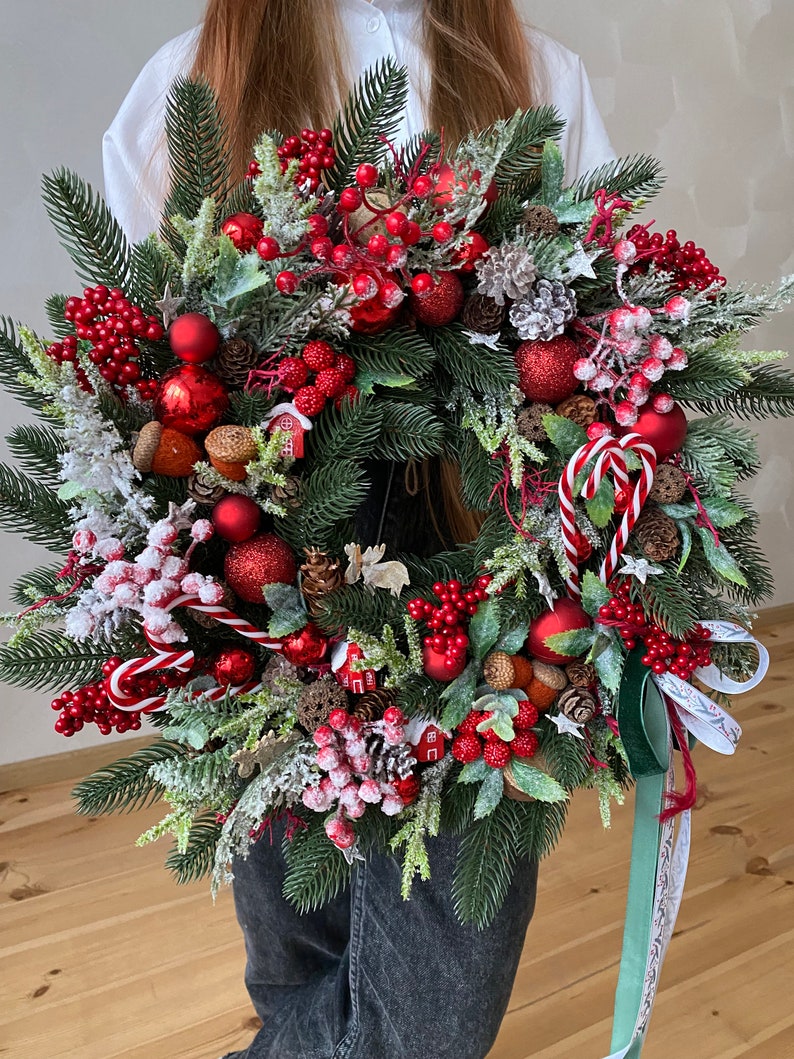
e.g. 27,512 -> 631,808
581,570 -> 612,618
440,661 -> 478,730
495,623 -> 529,654
551,189 -> 597,225
209,246 -> 271,309
659,502 -> 697,520
676,520 -> 693,574
162,718 -> 210,750
541,413 -> 588,459
544,627 -> 596,658
473,768 -> 505,819
468,598 -> 501,660
585,477 -> 615,528
508,761 -> 568,803
458,757 -> 489,784
355,368 -> 416,397
540,139 -> 565,207
696,527 -> 748,587
593,638 -> 624,694
702,497 -> 748,529
263,582 -> 307,637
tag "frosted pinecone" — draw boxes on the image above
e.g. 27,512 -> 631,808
509,279 -> 578,341
475,242 -> 538,306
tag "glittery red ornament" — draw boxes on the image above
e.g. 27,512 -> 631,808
212,644 -> 257,686
168,313 -> 221,364
224,532 -> 297,603
408,271 -> 464,327
422,643 -> 466,682
221,212 -> 264,253
282,622 -> 328,666
154,364 -> 229,435
630,401 -> 688,459
515,335 -> 580,404
526,598 -> 592,664
211,494 -> 261,542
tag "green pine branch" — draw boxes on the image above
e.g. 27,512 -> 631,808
458,431 -> 502,510
513,799 -> 569,861
0,317 -> 55,413
72,740 -> 181,816
304,396 -> 384,466
399,130 -> 442,174
10,562 -> 66,607
492,105 -> 566,189
452,798 -> 520,928
126,238 -> 180,324
345,327 -> 437,384
686,364 -> 794,420
571,154 -> 665,206
539,721 -> 591,789
0,464 -> 73,550
45,295 -> 73,339
631,571 -> 700,640
5,424 -> 66,486
277,459 -> 368,554
327,58 -> 409,193
282,813 -> 352,913
313,581 -> 404,637
42,168 -> 131,290
165,812 -> 223,884
226,389 -> 274,427
0,628 -> 113,692
480,192 -> 529,243
423,324 -> 517,395
376,400 -> 446,461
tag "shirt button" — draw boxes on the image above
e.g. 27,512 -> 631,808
366,16 -> 381,33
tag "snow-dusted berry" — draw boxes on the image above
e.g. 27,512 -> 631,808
294,385 -> 327,417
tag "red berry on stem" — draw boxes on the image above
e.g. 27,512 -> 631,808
257,236 -> 281,261
276,271 -> 299,294
355,163 -> 378,188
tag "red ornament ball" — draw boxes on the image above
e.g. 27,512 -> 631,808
154,364 -> 229,435
211,494 -> 261,542
515,334 -> 580,404
221,212 -> 264,253
224,532 -> 297,603
408,271 -> 464,327
212,644 -> 257,687
526,598 -> 592,664
393,774 -> 420,805
422,643 -> 466,682
168,313 -> 221,364
629,400 -> 688,460
282,622 -> 329,666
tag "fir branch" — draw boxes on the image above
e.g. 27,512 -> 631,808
304,395 -> 384,466
492,105 -> 566,189
0,628 -> 112,691
5,423 -> 66,485
127,236 -> 181,322
45,295 -> 72,339
632,571 -> 700,640
539,719 -> 591,789
480,193 -> 529,243
424,324 -> 517,395
570,154 -> 665,206
313,581 -> 404,637
687,363 -> 794,420
41,168 -> 130,289
452,799 -> 520,928
376,401 -> 446,461
277,459 -> 368,554
458,431 -> 502,510
345,328 -> 437,386
72,740 -> 180,816
327,58 -> 410,193
282,814 -> 352,913
0,463 -> 73,549
399,130 -> 442,173
164,812 -> 224,884
513,799 -> 569,861
226,389 -> 275,427
9,562 -> 66,608
0,316 -> 57,412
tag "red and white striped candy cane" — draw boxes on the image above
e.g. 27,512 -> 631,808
559,432 -> 656,597
144,594 -> 284,653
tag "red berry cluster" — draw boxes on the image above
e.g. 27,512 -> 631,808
50,285 -> 164,398
279,340 -> 359,417
45,333 -> 92,393
51,659 -> 143,737
598,584 -> 713,678
276,128 -> 336,192
407,575 -> 492,673
625,226 -> 726,292
451,701 -> 540,769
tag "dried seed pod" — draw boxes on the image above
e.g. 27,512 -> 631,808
648,463 -> 688,504
296,677 -> 349,732
555,394 -> 597,429
634,506 -> 680,562
516,403 -> 553,442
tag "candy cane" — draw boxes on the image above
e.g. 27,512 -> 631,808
559,432 -> 656,597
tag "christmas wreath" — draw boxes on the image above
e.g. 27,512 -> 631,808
2,64 -> 792,989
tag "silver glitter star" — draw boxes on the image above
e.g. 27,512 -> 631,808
618,555 -> 664,584
549,713 -> 586,739
155,283 -> 185,329
563,241 -> 598,281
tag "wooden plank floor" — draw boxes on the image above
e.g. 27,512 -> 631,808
2,608 -> 793,1059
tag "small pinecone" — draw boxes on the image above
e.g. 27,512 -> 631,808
531,661 -> 568,691
524,204 -> 560,238
556,394 -> 597,429
296,677 -> 349,732
475,242 -> 538,305
365,732 -> 416,781
187,469 -> 227,506
649,463 -> 688,504
300,548 -> 344,616
272,475 -> 302,509
634,506 -> 680,562
509,279 -> 577,341
191,583 -> 237,628
516,402 -> 553,442
565,660 -> 596,688
461,293 -> 506,334
352,687 -> 396,722
214,338 -> 260,387
558,685 -> 597,724
261,655 -> 301,693
483,651 -> 516,690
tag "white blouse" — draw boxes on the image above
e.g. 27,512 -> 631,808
103,0 -> 615,242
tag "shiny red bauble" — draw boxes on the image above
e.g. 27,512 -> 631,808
349,292 -> 401,334
526,598 -> 592,664
224,532 -> 297,603
432,163 -> 498,213
154,364 -> 229,435
515,334 -> 580,404
211,494 -> 261,542
408,271 -> 464,327
212,644 -> 257,687
629,401 -> 688,460
168,312 -> 221,364
281,622 -> 329,666
221,212 -> 264,253
422,643 -> 467,682
452,232 -> 490,272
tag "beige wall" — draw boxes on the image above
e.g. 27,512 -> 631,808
0,0 -> 791,763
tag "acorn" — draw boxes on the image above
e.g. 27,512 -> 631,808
132,421 -> 202,477
525,660 -> 568,712
204,425 -> 258,481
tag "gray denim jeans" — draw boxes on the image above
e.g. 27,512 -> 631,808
223,821 -> 538,1059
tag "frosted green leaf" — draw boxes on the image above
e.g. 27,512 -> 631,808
541,413 -> 587,459
263,582 -> 307,637
594,639 -> 624,694
468,598 -> 501,660
544,627 -> 596,657
473,768 -> 505,819
495,623 -> 529,654
440,661 -> 478,730
585,476 -> 615,528
581,570 -> 612,618
458,758 -> 489,784
696,526 -> 749,587
508,761 -> 568,803
676,521 -> 693,574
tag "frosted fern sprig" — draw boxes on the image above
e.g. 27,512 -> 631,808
390,756 -> 453,898
171,197 -> 220,286
252,133 -> 315,248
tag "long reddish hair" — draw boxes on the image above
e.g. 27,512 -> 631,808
192,0 -> 535,542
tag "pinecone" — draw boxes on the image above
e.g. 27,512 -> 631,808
475,242 -> 538,305
524,204 -> 560,238
483,651 -> 516,690
634,506 -> 681,562
460,293 -> 506,334
300,548 -> 344,616
365,732 -> 417,781
352,687 -> 396,721
214,338 -> 260,387
565,660 -> 596,688
558,685 -> 597,724
191,582 -> 237,628
556,394 -> 597,429
186,469 -> 228,505
649,463 -> 688,504
296,677 -> 349,732
271,475 -> 302,509
516,402 -> 553,442
261,655 -> 301,693
509,279 -> 577,341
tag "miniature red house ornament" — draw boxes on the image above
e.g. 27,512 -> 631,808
331,641 -> 377,694
263,402 -> 313,459
405,717 -> 450,763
